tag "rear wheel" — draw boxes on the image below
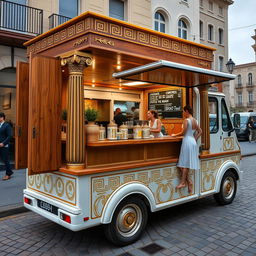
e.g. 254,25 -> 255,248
214,171 -> 237,205
104,196 -> 148,246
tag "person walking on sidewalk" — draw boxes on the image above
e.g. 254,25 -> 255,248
0,113 -> 13,180
248,116 -> 256,142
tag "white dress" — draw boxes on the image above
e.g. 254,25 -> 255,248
149,119 -> 163,138
177,118 -> 200,170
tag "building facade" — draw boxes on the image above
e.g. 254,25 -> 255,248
231,63 -> 256,112
0,0 -> 152,126
152,0 -> 200,43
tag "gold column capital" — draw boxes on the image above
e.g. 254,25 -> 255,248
60,51 -> 93,73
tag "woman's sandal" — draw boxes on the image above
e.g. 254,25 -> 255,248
176,183 -> 186,189
2,175 -> 11,180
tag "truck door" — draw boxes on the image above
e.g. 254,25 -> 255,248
220,98 -> 235,152
209,96 -> 221,153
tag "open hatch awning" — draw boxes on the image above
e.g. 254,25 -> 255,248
113,60 -> 236,88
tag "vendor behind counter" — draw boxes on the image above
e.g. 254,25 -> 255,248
114,108 -> 127,127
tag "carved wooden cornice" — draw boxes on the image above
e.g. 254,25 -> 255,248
25,12 -> 214,62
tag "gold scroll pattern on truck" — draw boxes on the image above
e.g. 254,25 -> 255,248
91,154 -> 240,219
28,173 -> 77,206
91,165 -> 195,219
200,155 -> 240,193
223,137 -> 235,151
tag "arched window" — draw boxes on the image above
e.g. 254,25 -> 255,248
248,73 -> 253,85
237,74 -> 242,87
154,11 -> 166,33
178,19 -> 188,39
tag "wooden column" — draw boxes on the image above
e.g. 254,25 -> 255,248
199,86 -> 210,154
60,51 -> 92,169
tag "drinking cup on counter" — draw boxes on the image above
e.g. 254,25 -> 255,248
99,125 -> 106,140
133,124 -> 142,139
107,121 -> 117,140
119,123 -> 128,140
142,124 -> 150,139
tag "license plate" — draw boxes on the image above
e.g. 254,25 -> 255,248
37,199 -> 58,215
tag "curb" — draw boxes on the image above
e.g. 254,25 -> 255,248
241,153 -> 256,158
0,204 -> 29,218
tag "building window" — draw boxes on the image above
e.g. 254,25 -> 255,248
248,73 -> 253,85
109,0 -> 125,21
238,93 -> 242,105
218,56 -> 224,71
237,74 -> 242,86
200,20 -> 203,39
200,0 -> 203,7
154,12 -> 166,33
219,6 -> 223,15
59,0 -> 78,18
209,1 -> 213,11
249,91 -> 253,103
208,24 -> 214,41
218,28 -> 223,44
178,19 -> 188,39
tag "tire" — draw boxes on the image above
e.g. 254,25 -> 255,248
104,196 -> 148,246
214,171 -> 237,205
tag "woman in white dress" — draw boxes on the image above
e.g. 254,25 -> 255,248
147,110 -> 163,138
172,105 -> 202,193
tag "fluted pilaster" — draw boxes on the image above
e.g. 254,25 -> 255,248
199,86 -> 210,154
60,51 -> 92,169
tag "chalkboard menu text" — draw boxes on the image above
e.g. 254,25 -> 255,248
148,90 -> 183,118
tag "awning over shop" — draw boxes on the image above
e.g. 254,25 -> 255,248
113,60 -> 236,88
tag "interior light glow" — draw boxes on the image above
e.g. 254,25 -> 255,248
122,81 -> 149,86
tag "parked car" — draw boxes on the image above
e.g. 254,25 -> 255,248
231,112 -> 256,140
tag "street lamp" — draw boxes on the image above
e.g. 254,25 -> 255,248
226,58 -> 235,74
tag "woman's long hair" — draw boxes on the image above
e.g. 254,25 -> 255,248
183,105 -> 193,115
149,110 -> 159,118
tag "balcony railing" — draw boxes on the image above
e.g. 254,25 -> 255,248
235,103 -> 244,107
0,0 -> 43,35
48,14 -> 71,30
246,82 -> 255,87
247,102 -> 255,107
235,84 -> 243,89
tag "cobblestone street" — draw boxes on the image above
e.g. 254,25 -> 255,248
0,155 -> 256,256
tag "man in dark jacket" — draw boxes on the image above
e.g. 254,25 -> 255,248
0,113 -> 13,180
114,108 -> 127,127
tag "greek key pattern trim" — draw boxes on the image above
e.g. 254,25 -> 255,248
201,155 -> 240,193
27,16 -> 213,62
91,166 -> 195,219
28,173 -> 77,205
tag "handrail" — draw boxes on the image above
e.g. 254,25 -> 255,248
0,0 -> 43,35
48,13 -> 71,30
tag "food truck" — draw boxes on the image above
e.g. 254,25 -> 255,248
15,12 -> 241,245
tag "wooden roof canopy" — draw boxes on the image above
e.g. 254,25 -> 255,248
113,60 -> 236,88
24,11 -> 222,90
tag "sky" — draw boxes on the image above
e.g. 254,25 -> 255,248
228,0 -> 256,65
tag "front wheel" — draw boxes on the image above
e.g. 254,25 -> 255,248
104,196 -> 148,246
214,171 -> 237,205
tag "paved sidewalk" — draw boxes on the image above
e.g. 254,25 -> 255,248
0,169 -> 26,216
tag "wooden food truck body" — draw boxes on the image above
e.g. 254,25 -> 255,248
15,12 -> 241,245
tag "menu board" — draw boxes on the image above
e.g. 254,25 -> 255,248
148,89 -> 183,118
